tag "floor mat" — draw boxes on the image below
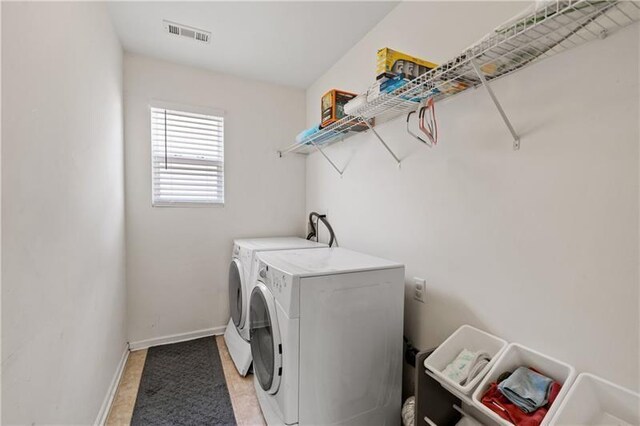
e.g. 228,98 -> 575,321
131,337 -> 236,426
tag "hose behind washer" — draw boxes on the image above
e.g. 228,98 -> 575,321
306,212 -> 336,247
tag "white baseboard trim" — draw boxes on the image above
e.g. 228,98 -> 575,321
95,343 -> 129,426
128,326 -> 227,351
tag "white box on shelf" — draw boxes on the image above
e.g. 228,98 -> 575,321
343,93 -> 367,116
424,325 -> 508,395
471,343 -> 576,426
549,373 -> 639,426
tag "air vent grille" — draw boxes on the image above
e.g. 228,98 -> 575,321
195,32 -> 209,43
163,20 -> 211,44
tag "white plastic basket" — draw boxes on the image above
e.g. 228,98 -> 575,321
471,343 -> 576,426
423,325 -> 508,395
549,373 -> 640,425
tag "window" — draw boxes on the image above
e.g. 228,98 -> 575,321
151,105 -> 224,206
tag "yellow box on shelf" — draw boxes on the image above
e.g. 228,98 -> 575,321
376,47 -> 438,80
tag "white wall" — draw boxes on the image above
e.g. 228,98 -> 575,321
306,2 -> 640,391
1,2 -> 126,424
124,54 -> 306,345
1,2 -> 4,421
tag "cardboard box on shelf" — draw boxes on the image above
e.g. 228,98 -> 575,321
320,89 -> 373,133
321,89 -> 356,128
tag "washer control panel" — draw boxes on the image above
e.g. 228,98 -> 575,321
256,260 -> 296,316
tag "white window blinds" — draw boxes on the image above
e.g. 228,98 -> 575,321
151,106 -> 224,206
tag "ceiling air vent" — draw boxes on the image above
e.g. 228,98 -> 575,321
163,20 -> 211,44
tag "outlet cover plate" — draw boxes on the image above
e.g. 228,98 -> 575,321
413,277 -> 426,303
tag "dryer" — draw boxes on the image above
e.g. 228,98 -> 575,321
250,247 -> 404,425
224,237 -> 327,376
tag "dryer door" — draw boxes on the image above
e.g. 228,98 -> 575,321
228,259 -> 246,328
249,282 -> 282,395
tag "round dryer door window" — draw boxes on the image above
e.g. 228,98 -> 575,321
249,283 -> 281,394
228,259 -> 243,327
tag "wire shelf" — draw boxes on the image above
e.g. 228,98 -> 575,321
281,0 -> 639,155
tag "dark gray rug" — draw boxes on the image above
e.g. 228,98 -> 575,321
131,337 -> 236,426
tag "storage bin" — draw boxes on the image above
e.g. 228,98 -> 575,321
471,343 -> 576,426
549,373 -> 640,425
424,325 -> 508,395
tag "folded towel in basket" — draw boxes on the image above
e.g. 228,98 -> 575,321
498,366 -> 554,413
441,349 -> 491,385
482,380 -> 561,426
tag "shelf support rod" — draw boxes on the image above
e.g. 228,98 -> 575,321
470,59 -> 521,150
310,140 -> 344,176
361,117 -> 401,166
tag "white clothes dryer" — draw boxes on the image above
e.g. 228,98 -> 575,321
223,237 -> 326,376
250,247 -> 405,425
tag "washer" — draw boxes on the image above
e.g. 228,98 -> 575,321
223,237 -> 327,376
250,247 -> 405,425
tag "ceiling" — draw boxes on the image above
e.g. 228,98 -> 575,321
108,2 -> 398,88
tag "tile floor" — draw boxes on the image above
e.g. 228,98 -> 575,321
106,335 -> 265,426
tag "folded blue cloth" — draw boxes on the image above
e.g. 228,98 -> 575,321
295,125 -> 340,146
296,125 -> 320,144
497,366 -> 553,413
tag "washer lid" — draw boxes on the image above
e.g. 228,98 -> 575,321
234,237 -> 327,251
257,247 -> 403,277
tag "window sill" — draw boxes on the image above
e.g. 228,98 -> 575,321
152,202 -> 225,208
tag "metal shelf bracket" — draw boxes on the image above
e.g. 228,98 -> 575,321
310,140 -> 344,176
361,117 -> 402,167
470,59 -> 521,151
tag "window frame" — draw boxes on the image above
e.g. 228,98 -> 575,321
149,101 -> 226,208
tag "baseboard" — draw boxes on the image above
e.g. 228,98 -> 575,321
95,343 -> 129,426
128,326 -> 227,351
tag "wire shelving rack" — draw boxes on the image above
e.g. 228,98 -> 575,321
278,0 -> 639,172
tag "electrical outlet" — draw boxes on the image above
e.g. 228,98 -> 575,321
413,277 -> 426,303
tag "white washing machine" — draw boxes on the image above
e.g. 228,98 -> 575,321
223,237 -> 327,376
249,247 -> 405,425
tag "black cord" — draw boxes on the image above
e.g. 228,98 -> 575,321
306,212 -> 336,247
314,215 -> 318,243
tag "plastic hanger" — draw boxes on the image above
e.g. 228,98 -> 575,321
419,98 -> 438,145
406,111 -> 432,147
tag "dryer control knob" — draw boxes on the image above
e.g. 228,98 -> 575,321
259,268 -> 267,279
